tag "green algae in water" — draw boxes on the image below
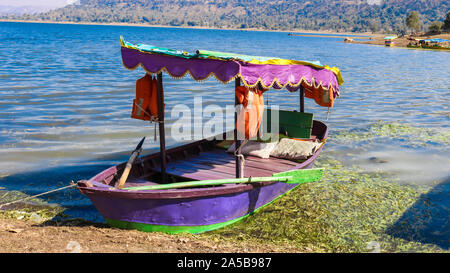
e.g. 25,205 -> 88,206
203,154 -> 446,253
333,121 -> 450,147
0,190 -> 65,223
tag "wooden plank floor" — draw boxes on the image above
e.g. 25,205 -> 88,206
154,148 -> 299,181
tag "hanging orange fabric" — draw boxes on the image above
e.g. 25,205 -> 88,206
131,74 -> 164,120
303,83 -> 334,108
235,86 -> 265,139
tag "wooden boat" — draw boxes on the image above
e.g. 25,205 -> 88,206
77,38 -> 344,234
385,40 -> 395,47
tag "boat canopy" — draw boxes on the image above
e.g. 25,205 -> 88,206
423,38 -> 450,43
120,37 -> 343,105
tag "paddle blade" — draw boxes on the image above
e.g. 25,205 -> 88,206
272,168 -> 324,184
135,137 -> 146,151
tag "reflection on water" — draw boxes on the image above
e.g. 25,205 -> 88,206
331,121 -> 450,185
0,22 -> 448,246
351,149 -> 449,185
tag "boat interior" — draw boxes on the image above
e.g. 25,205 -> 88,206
91,116 -> 328,190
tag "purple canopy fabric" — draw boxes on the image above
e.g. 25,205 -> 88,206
121,44 -> 342,95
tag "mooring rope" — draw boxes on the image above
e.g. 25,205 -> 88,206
0,183 -> 77,209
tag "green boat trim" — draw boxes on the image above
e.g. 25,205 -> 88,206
124,168 -> 324,191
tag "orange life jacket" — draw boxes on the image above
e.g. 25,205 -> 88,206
235,86 -> 265,139
131,74 -> 164,120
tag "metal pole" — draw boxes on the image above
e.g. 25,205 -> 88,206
156,72 -> 167,183
300,85 -> 305,113
234,77 -> 242,178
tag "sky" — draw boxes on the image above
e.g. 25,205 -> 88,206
0,0 -> 75,7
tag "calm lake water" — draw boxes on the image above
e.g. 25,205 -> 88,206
0,22 -> 448,225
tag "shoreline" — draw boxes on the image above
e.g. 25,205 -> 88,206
0,19 -> 376,37
345,33 -> 450,50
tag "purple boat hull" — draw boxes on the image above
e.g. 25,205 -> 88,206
89,181 -> 298,226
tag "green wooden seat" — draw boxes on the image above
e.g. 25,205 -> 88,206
264,109 -> 313,139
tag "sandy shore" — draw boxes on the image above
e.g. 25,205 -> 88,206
0,216 -> 306,253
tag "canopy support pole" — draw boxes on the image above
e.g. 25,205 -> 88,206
156,72 -> 167,183
234,77 -> 243,178
300,85 -> 305,113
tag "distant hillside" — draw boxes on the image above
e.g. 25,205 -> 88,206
4,0 -> 450,33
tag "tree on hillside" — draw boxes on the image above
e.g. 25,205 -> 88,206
405,11 -> 421,33
369,20 -> 380,33
428,21 -> 443,34
443,11 -> 450,33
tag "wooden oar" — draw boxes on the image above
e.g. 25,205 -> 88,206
124,168 -> 324,191
116,137 -> 146,189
